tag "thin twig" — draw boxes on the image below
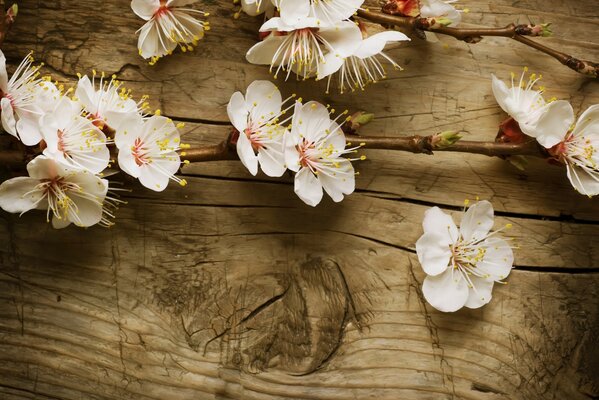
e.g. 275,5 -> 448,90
357,9 -> 598,78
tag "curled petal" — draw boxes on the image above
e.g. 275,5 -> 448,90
422,267 -> 469,312
416,232 -> 452,276
294,167 -> 323,206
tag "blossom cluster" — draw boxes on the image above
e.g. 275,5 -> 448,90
236,0 -> 462,93
0,51 -> 187,228
228,80 -> 361,206
492,69 -> 599,197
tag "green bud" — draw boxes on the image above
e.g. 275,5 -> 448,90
435,17 -> 453,27
8,4 -> 18,19
539,23 -> 552,37
432,131 -> 462,149
353,112 -> 374,126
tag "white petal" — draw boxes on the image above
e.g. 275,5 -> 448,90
478,238 -> 514,280
245,80 -> 282,122
422,268 -> 469,312
0,177 -> 44,214
113,113 -> 145,149
131,0 -> 159,20
459,200 -> 494,242
317,52 -> 345,80
1,97 -> 17,137
52,215 -> 72,229
294,167 -> 323,206
319,158 -> 355,202
284,139 -> 301,172
353,31 -> 410,59
237,131 -> 259,176
257,135 -> 286,177
318,21 -> 362,58
422,207 -> 459,244
75,75 -> 97,114
138,158 -> 180,192
491,74 -> 511,115
246,36 -> 285,66
293,101 -> 331,143
167,0 -> 197,7
0,50 -> 7,92
420,0 -> 460,26
16,116 -> 43,146
278,0 -> 309,25
416,232 -> 452,276
26,156 -> 60,180
464,277 -> 494,309
566,163 -> 599,196
227,91 -> 249,133
118,147 -> 142,178
572,104 -> 599,138
523,100 -> 574,148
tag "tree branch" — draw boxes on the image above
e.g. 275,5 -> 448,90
0,133 -> 548,169
357,9 -> 598,78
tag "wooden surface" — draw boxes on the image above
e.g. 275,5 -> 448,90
1,0 -> 599,399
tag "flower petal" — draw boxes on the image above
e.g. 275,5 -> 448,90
319,158 -> 355,203
572,104 -> 599,138
416,232 -> 452,276
566,163 -> 599,197
245,80 -> 282,122
353,31 -> 410,59
227,91 -> 249,133
246,36 -> 285,66
478,237 -> 514,281
278,0 -> 310,25
1,97 -> 17,137
237,131 -> 259,176
0,177 -> 44,214
26,156 -> 60,180
422,206 -> 458,244
422,268 -> 469,312
138,157 -> 180,192
131,0 -> 159,20
318,21 -> 362,58
464,277 -> 494,309
460,200 -> 494,242
523,100 -> 574,148
294,167 -> 323,206
0,50 -> 8,92
16,115 -> 43,146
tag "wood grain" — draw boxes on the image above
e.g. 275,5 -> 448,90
1,0 -> 598,399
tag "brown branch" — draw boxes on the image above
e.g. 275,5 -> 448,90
0,133 -> 549,169
357,9 -> 598,78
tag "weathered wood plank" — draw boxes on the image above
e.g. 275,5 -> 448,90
1,0 -> 598,399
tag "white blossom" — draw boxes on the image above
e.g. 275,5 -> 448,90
535,104 -> 599,196
41,96 -> 111,175
492,69 -> 572,148
0,50 -> 44,145
112,112 -> 186,191
131,0 -> 210,65
273,0 -> 363,26
227,80 -> 291,177
75,71 -> 148,130
0,156 -> 114,228
415,201 -> 514,312
246,18 -> 362,81
285,100 -> 358,206
318,30 -> 410,93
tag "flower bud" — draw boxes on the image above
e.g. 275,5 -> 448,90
432,131 -> 462,149
382,0 -> 421,17
342,112 -> 375,135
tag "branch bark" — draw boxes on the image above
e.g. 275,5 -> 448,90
0,133 -> 548,169
357,9 -> 598,78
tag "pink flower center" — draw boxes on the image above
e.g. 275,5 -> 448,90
132,137 -> 149,166
245,127 -> 264,151
155,3 -> 170,17
57,129 -> 67,154
297,138 -> 316,168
